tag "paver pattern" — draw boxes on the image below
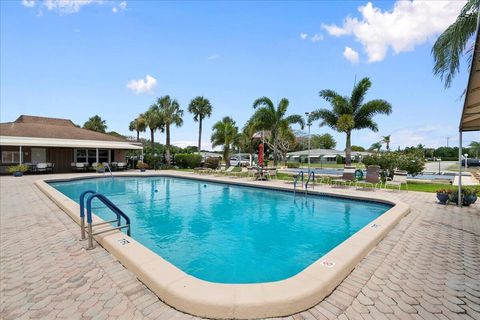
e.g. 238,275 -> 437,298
0,172 -> 479,320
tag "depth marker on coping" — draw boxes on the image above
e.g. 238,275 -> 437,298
118,238 -> 130,245
321,260 -> 335,268
370,223 -> 381,228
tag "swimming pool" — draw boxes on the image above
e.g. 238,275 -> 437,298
50,176 -> 391,284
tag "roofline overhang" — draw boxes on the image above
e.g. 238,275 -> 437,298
459,14 -> 480,132
0,136 -> 143,150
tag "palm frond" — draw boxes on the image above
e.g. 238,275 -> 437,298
285,114 -> 305,130
310,109 -> 338,130
432,0 -> 478,88
350,77 -> 371,111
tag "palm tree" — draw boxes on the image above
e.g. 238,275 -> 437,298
238,120 -> 257,165
156,95 -> 183,164
143,106 -> 163,151
129,114 -> 147,142
369,142 -> 382,153
83,115 -> 107,133
211,117 -> 239,167
250,97 -> 304,165
310,77 -> 392,165
382,135 -> 391,151
469,141 -> 480,158
188,96 -> 213,153
432,0 -> 479,88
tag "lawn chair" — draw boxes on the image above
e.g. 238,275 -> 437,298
223,166 -> 236,176
266,168 -> 277,180
384,170 -> 408,191
36,163 -> 48,174
358,165 -> 381,190
331,166 -> 356,187
231,167 -> 248,178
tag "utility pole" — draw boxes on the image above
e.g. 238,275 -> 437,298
446,136 -> 450,148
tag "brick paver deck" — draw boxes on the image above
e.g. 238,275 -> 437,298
1,172 -> 479,320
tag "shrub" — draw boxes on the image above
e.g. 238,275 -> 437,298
159,164 -> 175,170
286,162 -> 300,168
362,152 -> 425,177
137,161 -> 149,169
204,157 -> 221,169
175,153 -> 202,169
7,164 -> 28,173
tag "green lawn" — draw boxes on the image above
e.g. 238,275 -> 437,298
173,169 -> 450,194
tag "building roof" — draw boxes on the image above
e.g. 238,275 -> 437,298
0,115 -> 143,150
460,23 -> 480,132
287,148 -> 372,157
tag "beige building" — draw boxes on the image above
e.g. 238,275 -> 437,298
0,115 -> 143,173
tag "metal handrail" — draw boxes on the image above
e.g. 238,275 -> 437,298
305,171 -> 315,192
79,190 -> 97,240
82,192 -> 131,250
104,163 -> 113,178
293,171 -> 304,195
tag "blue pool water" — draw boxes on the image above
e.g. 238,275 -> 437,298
50,176 -> 391,284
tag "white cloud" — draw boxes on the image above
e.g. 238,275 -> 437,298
43,0 -> 103,14
126,74 -> 157,94
343,46 -> 359,64
21,0 -> 107,14
112,1 -> 127,13
389,124 -> 457,148
311,34 -> 323,43
173,140 -> 213,150
300,33 -> 308,40
208,53 -> 221,60
322,0 -> 466,62
21,0 -> 36,8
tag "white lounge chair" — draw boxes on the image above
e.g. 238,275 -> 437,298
384,170 -> 408,191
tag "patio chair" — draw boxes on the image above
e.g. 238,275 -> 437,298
266,168 -> 277,180
76,163 -> 86,172
223,166 -> 237,176
231,167 -> 249,178
71,162 -> 76,172
46,162 -> 54,173
213,166 -> 226,175
358,165 -> 381,190
331,166 -> 356,187
36,163 -> 48,174
117,162 -> 127,171
384,170 -> 408,191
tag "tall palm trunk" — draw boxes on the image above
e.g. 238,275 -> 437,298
136,130 -> 140,142
150,128 -> 155,151
224,146 -> 230,168
345,131 -> 352,166
165,124 -> 171,164
198,117 -> 203,153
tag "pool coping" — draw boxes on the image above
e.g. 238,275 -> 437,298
35,171 -> 410,319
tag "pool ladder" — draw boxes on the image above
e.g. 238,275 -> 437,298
80,190 -> 131,250
293,171 -> 304,195
305,171 -> 315,194
103,163 -> 113,178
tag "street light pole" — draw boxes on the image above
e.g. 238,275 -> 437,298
305,112 -> 312,174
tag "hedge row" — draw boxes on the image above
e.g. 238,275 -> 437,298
175,154 -> 202,169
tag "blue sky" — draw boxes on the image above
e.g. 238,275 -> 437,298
1,0 -> 478,150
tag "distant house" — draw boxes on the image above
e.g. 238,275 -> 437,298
286,148 -> 372,163
0,115 -> 143,173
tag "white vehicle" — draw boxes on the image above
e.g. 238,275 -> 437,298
229,157 -> 250,166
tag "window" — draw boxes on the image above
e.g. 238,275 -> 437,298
1,151 -> 20,163
75,149 -> 109,164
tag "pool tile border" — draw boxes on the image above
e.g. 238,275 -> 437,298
35,171 -> 410,319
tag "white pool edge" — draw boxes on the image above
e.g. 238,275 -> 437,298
35,171 -> 410,319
